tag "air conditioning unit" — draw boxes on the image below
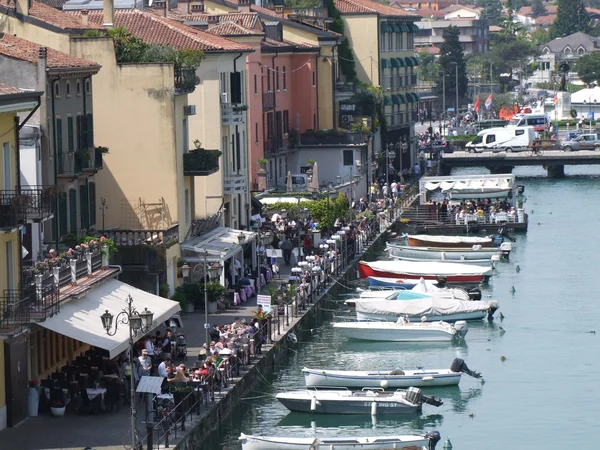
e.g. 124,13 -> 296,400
220,92 -> 228,104
183,105 -> 196,116
341,115 -> 353,124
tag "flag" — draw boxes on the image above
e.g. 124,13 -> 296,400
474,95 -> 480,113
552,93 -> 558,105
485,93 -> 493,110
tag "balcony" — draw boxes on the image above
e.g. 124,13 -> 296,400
298,131 -> 367,146
264,138 -> 288,158
0,187 -> 54,229
183,149 -> 220,176
335,82 -> 356,101
224,172 -> 246,195
222,103 -> 247,126
57,152 -> 79,177
104,223 -> 179,248
263,92 -> 275,111
0,285 -> 59,336
81,147 -> 104,172
174,67 -> 198,94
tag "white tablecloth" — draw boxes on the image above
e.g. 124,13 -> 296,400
86,388 -> 107,401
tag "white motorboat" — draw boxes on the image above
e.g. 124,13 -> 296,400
303,358 -> 482,388
405,234 -> 493,248
387,242 -> 511,262
239,431 -> 442,450
333,317 -> 468,342
354,297 -> 499,322
276,386 -> 443,415
345,285 -> 474,307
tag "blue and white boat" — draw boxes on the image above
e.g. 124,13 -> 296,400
367,276 -> 437,289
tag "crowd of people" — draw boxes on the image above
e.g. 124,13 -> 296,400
427,198 -> 517,224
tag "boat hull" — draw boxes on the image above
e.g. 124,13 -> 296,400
368,277 -> 435,288
358,261 -> 486,285
276,396 -> 421,415
356,310 -> 488,323
390,255 -> 494,265
303,369 -> 461,388
388,244 -> 503,261
333,323 -> 455,342
407,235 -> 493,248
240,434 -> 431,450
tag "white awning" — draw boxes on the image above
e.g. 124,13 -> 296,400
256,196 -> 307,205
37,279 -> 181,358
181,226 -> 256,262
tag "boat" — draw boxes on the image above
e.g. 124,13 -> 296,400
345,283 -> 475,307
303,358 -> 482,388
367,277 -> 483,300
353,297 -> 499,322
358,260 -> 493,285
275,386 -> 443,415
387,242 -> 512,262
405,234 -> 493,248
366,276 -> 432,289
239,431 -> 442,450
333,317 -> 468,342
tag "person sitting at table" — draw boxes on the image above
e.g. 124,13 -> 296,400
171,365 -> 190,383
158,356 -> 171,378
166,364 -> 176,380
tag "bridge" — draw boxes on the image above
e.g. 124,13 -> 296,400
440,150 -> 600,178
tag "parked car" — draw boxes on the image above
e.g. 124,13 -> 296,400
420,140 -> 453,154
561,133 -> 600,151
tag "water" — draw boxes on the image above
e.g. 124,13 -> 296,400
205,166 -> 600,450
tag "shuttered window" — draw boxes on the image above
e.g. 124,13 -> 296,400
86,114 -> 94,148
79,184 -> 89,230
58,192 -> 68,237
77,115 -> 84,150
67,117 -> 74,152
69,189 -> 77,234
56,118 -> 63,154
88,182 -> 96,226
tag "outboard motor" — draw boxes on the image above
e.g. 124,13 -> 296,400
426,431 -> 441,450
499,242 -> 512,258
435,276 -> 447,288
487,300 -> 500,320
406,387 -> 443,408
467,287 -> 482,301
450,358 -> 482,379
453,320 -> 468,339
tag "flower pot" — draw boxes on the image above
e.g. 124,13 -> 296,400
28,388 -> 39,417
184,303 -> 195,313
207,301 -> 218,314
51,406 -> 66,417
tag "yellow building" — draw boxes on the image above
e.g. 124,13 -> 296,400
0,84 -> 43,431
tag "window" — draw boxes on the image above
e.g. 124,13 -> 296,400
184,189 -> 190,223
283,110 -> 289,134
255,123 -> 259,143
564,46 -> 572,54
313,114 -> 316,129
56,118 -> 63,154
276,66 -> 280,91
515,129 -> 525,136
54,82 -> 60,98
267,112 -> 274,137
85,79 -> 91,94
69,188 -> 77,234
2,142 -> 11,190
275,111 -> 283,138
578,46 -> 585,55
343,150 -> 353,166
89,182 -> 96,226
485,134 -> 496,144
67,117 -> 74,153
79,184 -> 89,230
230,72 -> 242,104
312,71 -> 316,87
76,80 -> 81,96
283,66 -> 287,90
66,81 -> 71,97
267,69 -> 271,92
254,74 -> 258,95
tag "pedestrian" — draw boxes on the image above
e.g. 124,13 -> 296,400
280,236 -> 293,265
413,163 -> 420,179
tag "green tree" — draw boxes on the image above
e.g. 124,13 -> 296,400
550,0 -> 591,39
417,50 -> 439,82
478,0 -> 503,25
325,0 -> 356,81
575,52 -> 600,85
435,26 -> 469,112
530,28 -> 550,45
531,0 -> 547,17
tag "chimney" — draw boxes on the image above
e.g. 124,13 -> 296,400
238,0 -> 251,13
207,14 -> 219,28
15,0 -> 29,16
81,10 -> 89,27
37,47 -> 47,94
103,0 -> 114,27
153,1 -> 166,9
274,5 -> 283,18
190,1 -> 204,13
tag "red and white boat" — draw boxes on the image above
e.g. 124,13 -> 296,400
358,260 -> 492,285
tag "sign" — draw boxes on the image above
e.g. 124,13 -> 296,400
136,376 -> 164,394
340,103 -> 356,112
588,111 -> 595,121
266,249 -> 282,258
256,295 -> 272,314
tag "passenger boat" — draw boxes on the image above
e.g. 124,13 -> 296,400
387,242 -> 511,262
353,297 -> 499,322
333,317 -> 468,342
405,234 -> 493,248
239,431 -> 442,450
303,358 -> 482,389
358,260 -> 492,285
276,386 -> 443,415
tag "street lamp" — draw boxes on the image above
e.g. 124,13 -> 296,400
336,174 -> 341,185
202,251 -> 223,347
100,295 -> 153,450
298,207 -> 310,262
181,263 -> 191,281
450,62 -> 459,120
438,70 -> 446,135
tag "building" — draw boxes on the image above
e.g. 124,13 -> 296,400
0,34 -> 102,264
391,0 -> 456,12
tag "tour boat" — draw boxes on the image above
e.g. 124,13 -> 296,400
332,317 -> 468,342
358,260 -> 492,284
275,386 -> 442,415
387,242 -> 511,262
303,358 -> 482,389
405,234 -> 493,248
239,431 -> 442,450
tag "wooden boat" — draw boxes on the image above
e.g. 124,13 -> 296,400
333,317 -> 468,342
406,234 -> 493,248
358,260 -> 492,285
276,386 -> 443,415
303,358 -> 482,389
387,242 -> 511,262
239,432 -> 441,450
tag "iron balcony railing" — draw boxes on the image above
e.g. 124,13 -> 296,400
262,92 -> 275,111
264,138 -> 288,158
0,186 -> 54,228
298,132 -> 367,146
183,149 -> 220,176
104,223 -> 179,248
0,285 -> 59,336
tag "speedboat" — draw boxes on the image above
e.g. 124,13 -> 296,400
354,297 -> 499,322
367,276 -> 438,289
387,242 -> 511,262
303,358 -> 482,388
346,287 -> 476,307
239,431 -> 442,450
276,386 -> 443,415
405,234 -> 493,248
333,317 -> 468,342
358,260 -> 493,285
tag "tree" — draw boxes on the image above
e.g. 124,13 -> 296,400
575,52 -> 600,85
435,26 -> 469,113
478,0 -> 503,26
417,50 -> 439,83
325,0 -> 356,81
531,0 -> 547,17
550,0 -> 591,39
530,28 -> 551,45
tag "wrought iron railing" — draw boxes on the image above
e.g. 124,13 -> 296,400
0,187 -> 54,226
298,132 -> 366,146
104,224 -> 179,247
183,149 -> 220,176
264,138 -> 288,158
262,92 -> 275,111
0,284 -> 60,335
174,68 -> 198,94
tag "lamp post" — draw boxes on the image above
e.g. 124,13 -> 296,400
438,70 -> 446,135
450,62 -> 459,120
386,144 -> 396,184
298,207 -> 310,262
100,296 -> 153,450
201,251 -> 223,346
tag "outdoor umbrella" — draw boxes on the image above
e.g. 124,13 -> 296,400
310,161 -> 319,192
286,171 -> 293,192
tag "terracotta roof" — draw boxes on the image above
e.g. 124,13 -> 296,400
30,1 -> 104,30
0,83 -> 26,95
518,5 -> 557,16
534,15 -> 556,26
37,0 -> 69,9
261,37 -> 318,50
206,21 -> 263,36
417,46 -> 440,55
0,34 -> 100,70
81,9 -> 253,52
173,10 -> 260,29
489,25 -> 503,32
334,0 -> 418,17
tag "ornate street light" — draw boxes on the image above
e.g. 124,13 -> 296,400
181,263 -> 191,281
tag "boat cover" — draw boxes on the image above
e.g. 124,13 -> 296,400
365,260 -> 493,276
410,279 -> 471,301
423,177 -> 512,192
354,297 -> 496,317
407,235 -> 492,245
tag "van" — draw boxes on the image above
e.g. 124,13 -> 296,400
466,126 -> 535,153
506,113 -> 548,132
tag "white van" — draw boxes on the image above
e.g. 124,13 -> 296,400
506,113 -> 548,132
466,126 -> 535,153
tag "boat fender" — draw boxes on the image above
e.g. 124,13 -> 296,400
380,380 -> 389,389
311,397 -> 317,411
425,431 -> 441,450
371,401 -> 377,416
422,376 -> 434,382
287,332 -> 298,344
450,358 -> 482,379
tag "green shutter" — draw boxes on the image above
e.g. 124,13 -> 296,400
86,114 -> 94,148
396,57 -> 406,68
56,118 -> 63,154
58,192 -> 68,238
79,184 -> 89,230
69,188 -> 77,234
89,182 -> 96,227
384,96 -> 392,106
67,117 -> 74,152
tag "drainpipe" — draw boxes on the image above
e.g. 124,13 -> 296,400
315,50 -> 320,130
271,52 -> 278,184
233,52 -> 244,227
51,79 -> 59,249
331,44 -> 337,129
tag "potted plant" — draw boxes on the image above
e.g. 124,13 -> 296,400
173,285 -> 194,313
257,158 -> 268,177
51,398 -> 66,417
27,380 -> 40,417
205,282 -> 227,314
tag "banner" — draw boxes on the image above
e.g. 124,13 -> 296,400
257,295 -> 272,314
474,95 -> 480,113
485,94 -> 493,110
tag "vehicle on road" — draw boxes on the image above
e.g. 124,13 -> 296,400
506,113 -> 549,132
466,126 -> 535,153
561,133 -> 600,151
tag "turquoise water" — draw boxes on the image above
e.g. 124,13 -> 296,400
204,166 -> 600,449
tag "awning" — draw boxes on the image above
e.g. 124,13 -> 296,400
390,58 -> 400,68
413,56 -> 420,66
392,24 -> 400,32
181,226 -> 256,262
395,57 -> 406,68
381,23 -> 390,33
411,23 -> 420,32
399,24 -> 409,32
36,279 -> 181,359
381,58 -> 391,69
405,57 -> 415,67
384,95 -> 392,106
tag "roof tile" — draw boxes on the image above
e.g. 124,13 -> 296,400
206,21 -> 264,36
171,8 -> 260,29
0,33 -> 100,70
334,0 -> 417,17
30,1 -> 104,30
0,83 -> 26,96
